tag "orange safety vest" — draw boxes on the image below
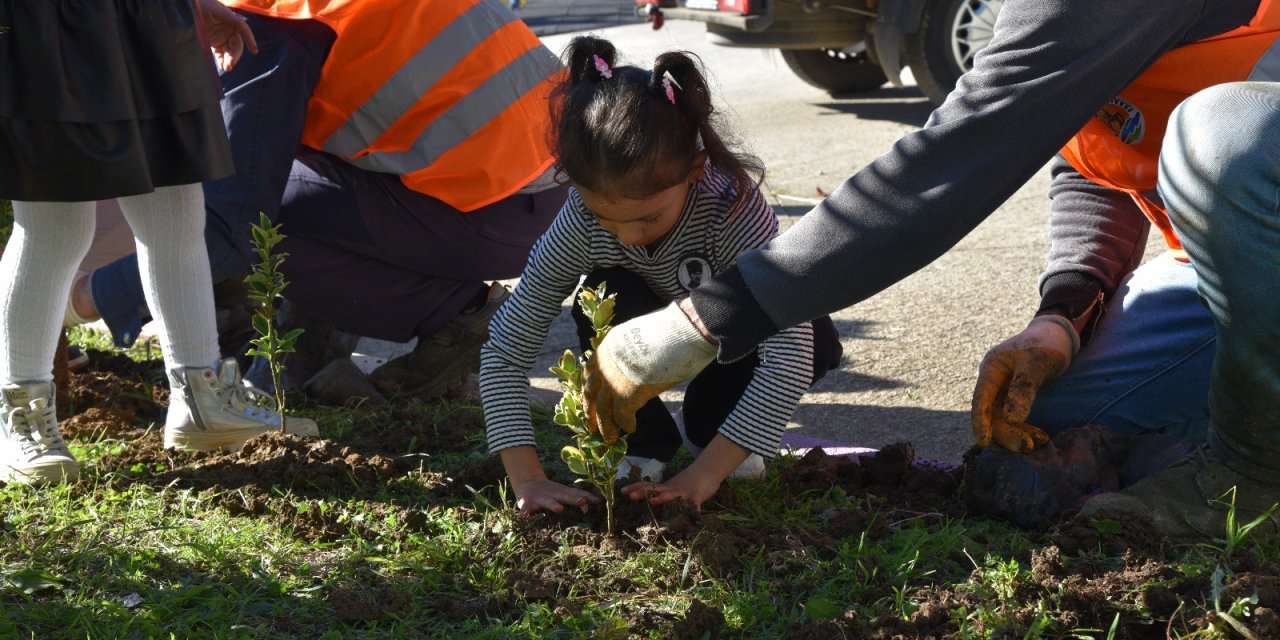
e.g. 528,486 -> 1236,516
1060,0 -> 1280,258
224,0 -> 562,212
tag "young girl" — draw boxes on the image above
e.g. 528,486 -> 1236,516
479,36 -> 842,513
0,0 -> 317,485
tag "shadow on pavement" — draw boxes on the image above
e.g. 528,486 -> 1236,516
814,86 -> 935,127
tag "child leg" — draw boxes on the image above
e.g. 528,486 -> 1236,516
1,202 -> 96,382
0,201 -> 95,483
571,267 -> 681,462
116,185 -> 219,371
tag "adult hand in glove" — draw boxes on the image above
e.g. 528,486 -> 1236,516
971,315 -> 1078,453
584,300 -> 717,443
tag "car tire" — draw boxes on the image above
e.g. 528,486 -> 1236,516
780,47 -> 888,95
903,0 -> 1003,105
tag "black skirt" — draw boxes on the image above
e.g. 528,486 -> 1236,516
0,0 -> 233,202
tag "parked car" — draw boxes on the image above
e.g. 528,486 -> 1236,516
635,0 -> 1003,105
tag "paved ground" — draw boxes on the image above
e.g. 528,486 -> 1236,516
357,6 -> 1163,464
518,0 -> 645,36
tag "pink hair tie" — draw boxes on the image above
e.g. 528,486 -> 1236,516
592,54 -> 612,79
661,71 -> 682,105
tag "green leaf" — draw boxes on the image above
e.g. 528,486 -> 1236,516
561,446 -> 589,475
1,568 -> 64,595
594,297 -> 616,331
281,327 -> 306,344
607,447 -> 627,466
558,351 -> 578,373
251,226 -> 268,250
805,597 -> 843,621
251,314 -> 270,336
1089,518 -> 1124,535
553,408 -> 572,427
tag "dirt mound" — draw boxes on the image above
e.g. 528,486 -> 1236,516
60,350 -> 166,440
779,443 -> 963,514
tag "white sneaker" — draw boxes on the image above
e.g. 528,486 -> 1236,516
1,382 -> 79,484
730,453 -> 766,479
164,358 -> 320,452
615,455 -> 666,482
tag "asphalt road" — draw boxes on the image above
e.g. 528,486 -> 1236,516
517,0 -> 645,36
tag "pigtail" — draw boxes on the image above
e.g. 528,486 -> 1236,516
653,52 -> 765,212
565,36 -> 617,85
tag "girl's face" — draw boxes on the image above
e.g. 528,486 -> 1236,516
577,160 -> 706,248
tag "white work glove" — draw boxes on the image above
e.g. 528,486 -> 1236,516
584,301 -> 717,443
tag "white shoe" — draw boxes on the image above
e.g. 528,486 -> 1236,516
164,358 -> 320,452
730,453 -> 766,479
1,382 -> 79,484
615,455 -> 666,482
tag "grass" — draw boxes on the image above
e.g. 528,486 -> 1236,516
1,335 -> 1278,638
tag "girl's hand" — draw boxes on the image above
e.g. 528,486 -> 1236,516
514,478 -> 601,515
622,467 -> 722,511
195,0 -> 258,72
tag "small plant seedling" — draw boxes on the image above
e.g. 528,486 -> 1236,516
550,283 -> 626,536
244,212 -> 304,431
1213,486 -> 1280,557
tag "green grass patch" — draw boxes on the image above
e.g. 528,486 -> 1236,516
1,336 -> 1278,638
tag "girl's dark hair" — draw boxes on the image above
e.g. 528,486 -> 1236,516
549,36 -> 764,209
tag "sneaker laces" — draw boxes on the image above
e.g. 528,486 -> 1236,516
206,374 -> 281,426
7,399 -> 69,457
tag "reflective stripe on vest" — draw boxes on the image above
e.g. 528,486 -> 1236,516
223,0 -> 560,212
1060,1 -> 1280,255
319,0 -> 517,160
337,44 -> 561,177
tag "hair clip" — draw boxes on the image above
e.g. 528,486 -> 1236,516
592,54 -> 613,80
661,71 -> 682,104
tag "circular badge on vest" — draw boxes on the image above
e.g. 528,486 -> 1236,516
1095,96 -> 1145,145
677,254 -> 713,291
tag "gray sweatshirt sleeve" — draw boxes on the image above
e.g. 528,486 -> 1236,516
1033,155 -> 1150,338
691,0 -> 1258,360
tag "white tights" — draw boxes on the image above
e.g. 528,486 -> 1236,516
1,184 -> 219,382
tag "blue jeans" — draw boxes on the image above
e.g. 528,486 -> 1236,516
90,13 -> 335,346
1030,82 -> 1280,480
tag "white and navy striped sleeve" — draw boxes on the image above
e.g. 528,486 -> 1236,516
707,182 -> 817,458
479,199 -> 593,453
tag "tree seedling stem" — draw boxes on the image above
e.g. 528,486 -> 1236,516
550,283 -> 625,536
244,212 -> 304,431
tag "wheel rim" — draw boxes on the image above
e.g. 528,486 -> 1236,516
949,0 -> 1004,72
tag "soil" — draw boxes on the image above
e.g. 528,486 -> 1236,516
27,349 -> 1280,638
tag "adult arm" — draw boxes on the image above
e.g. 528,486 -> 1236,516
693,0 -> 1250,360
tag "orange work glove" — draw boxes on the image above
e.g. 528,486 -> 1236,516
584,301 -> 717,443
971,315 -> 1078,453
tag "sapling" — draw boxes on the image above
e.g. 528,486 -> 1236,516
550,283 -> 627,535
244,212 -> 305,431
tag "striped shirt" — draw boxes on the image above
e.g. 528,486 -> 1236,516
479,165 -> 816,459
